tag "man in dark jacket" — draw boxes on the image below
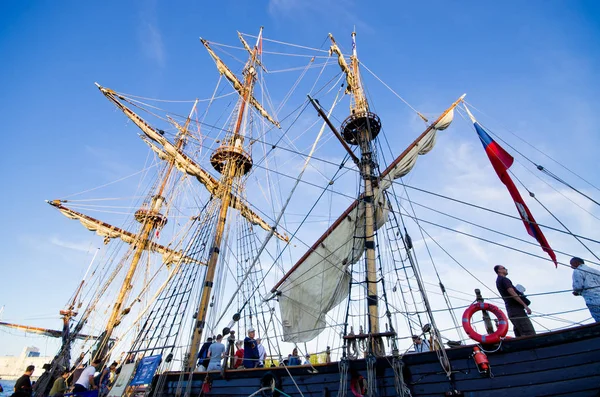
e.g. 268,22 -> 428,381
494,265 -> 535,337
196,337 -> 213,370
13,365 -> 35,397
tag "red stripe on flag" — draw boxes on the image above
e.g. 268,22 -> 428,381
478,125 -> 558,267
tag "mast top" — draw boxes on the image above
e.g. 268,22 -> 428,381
328,32 -> 381,144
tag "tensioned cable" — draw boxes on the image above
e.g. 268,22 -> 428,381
402,197 -> 600,266
392,206 -> 593,271
61,163 -> 159,199
455,107 -> 600,222
507,168 -> 600,263
360,61 -> 427,121
464,100 -> 600,195
399,185 -> 466,338
240,33 -> 332,54
212,91 -> 346,327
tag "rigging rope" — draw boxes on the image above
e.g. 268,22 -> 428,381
464,100 -> 600,195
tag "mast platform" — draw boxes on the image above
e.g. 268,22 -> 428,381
210,143 -> 253,175
341,111 -> 381,145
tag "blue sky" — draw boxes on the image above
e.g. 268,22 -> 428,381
1,1 -> 599,357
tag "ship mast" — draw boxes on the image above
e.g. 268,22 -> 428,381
329,32 -> 384,354
87,99 -> 199,361
186,28 -> 267,369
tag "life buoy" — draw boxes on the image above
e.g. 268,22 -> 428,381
350,374 -> 367,397
462,303 -> 508,344
260,371 -> 281,397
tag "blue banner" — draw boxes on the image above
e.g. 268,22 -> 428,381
129,354 -> 162,386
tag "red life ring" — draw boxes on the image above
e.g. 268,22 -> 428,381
350,375 -> 367,397
462,303 -> 509,344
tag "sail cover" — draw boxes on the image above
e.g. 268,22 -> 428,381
274,100 -> 460,342
379,108 -> 454,190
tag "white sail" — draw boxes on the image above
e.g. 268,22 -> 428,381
379,108 -> 454,190
273,96 -> 464,342
277,195 -> 389,342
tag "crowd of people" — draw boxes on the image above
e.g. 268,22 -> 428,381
7,259 -> 598,397
9,359 -> 119,397
196,327 -> 321,370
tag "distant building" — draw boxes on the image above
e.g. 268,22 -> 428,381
0,347 -> 52,380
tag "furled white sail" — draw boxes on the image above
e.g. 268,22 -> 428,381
201,39 -> 280,128
379,108 -> 454,190
48,201 -> 202,266
97,86 -> 289,242
140,136 -> 289,242
273,96 -> 464,342
277,195 -> 389,342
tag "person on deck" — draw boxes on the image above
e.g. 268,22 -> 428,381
303,354 -> 311,365
412,335 -> 431,352
207,334 -> 225,371
571,257 -> 600,322
233,341 -> 244,369
256,338 -> 266,368
13,365 -> 35,397
196,337 -> 213,370
49,370 -> 69,397
494,265 -> 535,337
243,328 -> 259,369
98,362 -> 117,397
73,359 -> 101,394
288,348 -> 301,366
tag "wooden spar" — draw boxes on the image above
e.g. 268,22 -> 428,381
0,321 -> 103,340
47,201 -> 200,265
186,28 -> 262,370
71,94 -> 203,361
96,85 -> 288,242
475,289 -> 495,335
379,94 -> 466,178
271,94 -> 466,292
307,95 -> 360,166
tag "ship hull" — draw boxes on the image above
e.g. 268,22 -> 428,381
155,322 -> 600,396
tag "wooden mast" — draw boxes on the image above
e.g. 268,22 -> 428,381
186,28 -> 263,370
91,99 -> 199,362
329,32 -> 384,354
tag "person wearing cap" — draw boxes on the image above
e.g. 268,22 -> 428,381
412,335 -> 430,352
243,328 -> 259,368
571,257 -> 600,322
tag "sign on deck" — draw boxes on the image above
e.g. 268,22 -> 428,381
129,355 -> 162,386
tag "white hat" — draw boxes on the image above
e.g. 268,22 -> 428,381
248,327 -> 255,333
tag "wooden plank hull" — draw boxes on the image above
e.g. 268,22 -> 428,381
155,322 -> 600,396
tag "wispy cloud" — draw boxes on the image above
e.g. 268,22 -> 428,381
267,0 -> 372,34
138,1 -> 165,68
49,236 -> 95,253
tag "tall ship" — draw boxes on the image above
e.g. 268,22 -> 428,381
8,28 -> 600,396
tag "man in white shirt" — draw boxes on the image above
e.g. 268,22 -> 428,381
571,257 -> 600,322
73,359 -> 101,393
256,338 -> 266,368
412,335 -> 431,353
207,335 -> 225,371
